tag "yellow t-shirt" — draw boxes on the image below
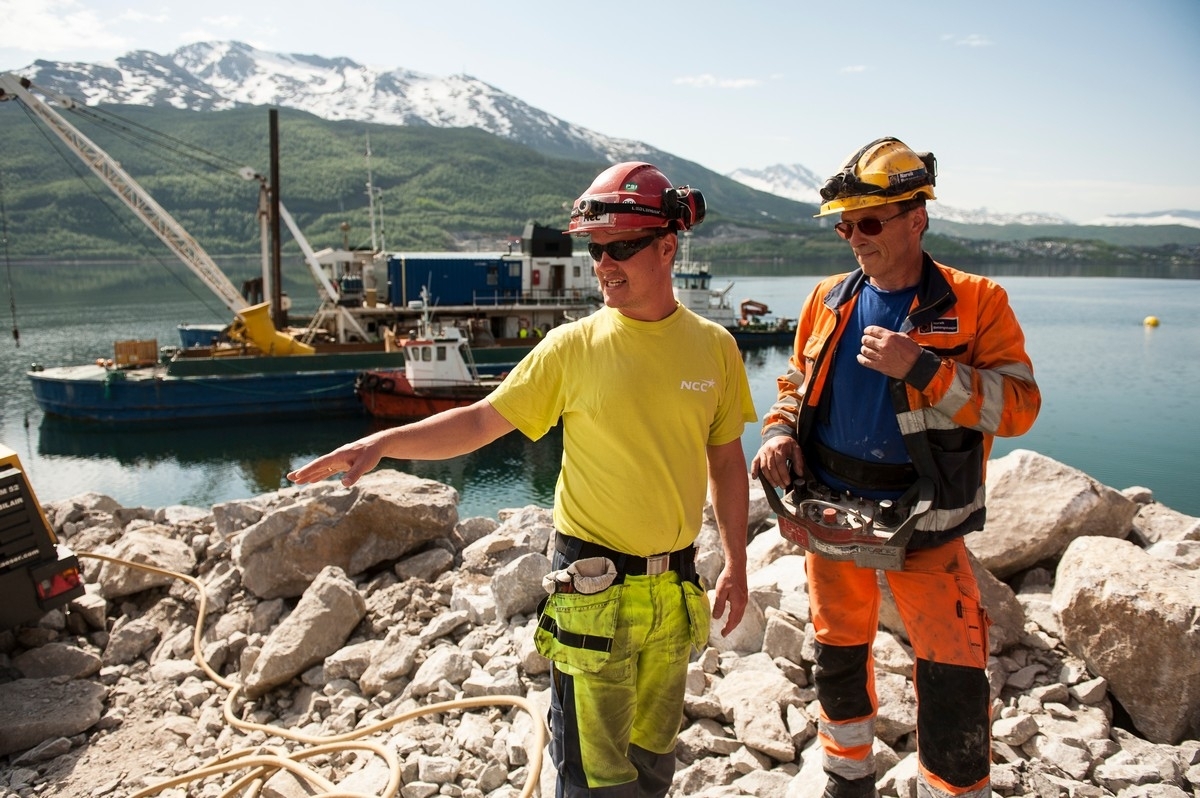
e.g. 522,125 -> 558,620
488,305 -> 756,556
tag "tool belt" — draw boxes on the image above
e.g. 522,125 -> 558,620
810,440 -> 917,492
554,534 -> 697,582
536,534 -> 707,671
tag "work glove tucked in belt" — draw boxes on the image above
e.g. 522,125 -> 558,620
541,556 -> 618,595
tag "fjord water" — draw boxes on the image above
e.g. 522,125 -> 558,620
2,271 -> 1198,519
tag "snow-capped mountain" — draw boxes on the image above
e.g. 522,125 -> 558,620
12,43 -> 1197,230
1082,210 -> 1200,229
724,163 -> 1075,227
15,41 -> 652,165
923,206 -> 1073,226
725,163 -> 825,207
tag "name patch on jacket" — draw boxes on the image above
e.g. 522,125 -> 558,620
918,319 -> 959,334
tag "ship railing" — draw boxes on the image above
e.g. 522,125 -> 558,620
466,289 -> 600,306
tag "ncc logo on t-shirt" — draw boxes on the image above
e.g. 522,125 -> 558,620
680,378 -> 716,393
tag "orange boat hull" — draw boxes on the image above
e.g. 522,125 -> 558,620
355,370 -> 498,420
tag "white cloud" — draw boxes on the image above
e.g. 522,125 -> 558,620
942,33 -> 993,47
0,0 -> 127,53
118,9 -> 168,24
175,15 -> 245,47
673,74 -> 761,89
958,34 -> 993,47
200,15 -> 244,30
178,28 -> 219,44
839,65 -> 867,74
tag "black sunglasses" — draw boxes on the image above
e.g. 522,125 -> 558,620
587,233 -> 663,262
834,207 -> 915,240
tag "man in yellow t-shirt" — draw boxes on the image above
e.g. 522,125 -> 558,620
289,162 -> 755,797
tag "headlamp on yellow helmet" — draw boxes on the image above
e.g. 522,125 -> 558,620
816,137 -> 937,217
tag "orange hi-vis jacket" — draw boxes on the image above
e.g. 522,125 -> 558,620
763,254 -> 1041,547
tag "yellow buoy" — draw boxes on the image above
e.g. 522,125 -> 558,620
1143,316 -> 1160,327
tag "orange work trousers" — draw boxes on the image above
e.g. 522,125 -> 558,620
807,537 -> 992,796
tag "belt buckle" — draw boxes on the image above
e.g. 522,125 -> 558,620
644,553 -> 670,576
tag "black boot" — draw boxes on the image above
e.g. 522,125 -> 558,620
822,772 -> 877,798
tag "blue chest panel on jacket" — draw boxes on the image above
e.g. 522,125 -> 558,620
812,283 -> 916,497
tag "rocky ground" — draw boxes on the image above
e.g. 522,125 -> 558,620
1,449 -> 1198,798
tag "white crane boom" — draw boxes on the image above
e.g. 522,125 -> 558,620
0,73 -> 249,314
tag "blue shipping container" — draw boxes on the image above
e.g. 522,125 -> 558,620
387,254 -> 524,307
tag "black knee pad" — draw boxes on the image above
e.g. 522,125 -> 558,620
915,658 -> 990,787
813,642 -> 873,721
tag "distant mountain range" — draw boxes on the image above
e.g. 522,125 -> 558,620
725,164 -> 1071,226
11,41 -> 1199,231
724,164 -> 1200,230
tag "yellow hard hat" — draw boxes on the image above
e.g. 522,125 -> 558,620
815,137 -> 937,217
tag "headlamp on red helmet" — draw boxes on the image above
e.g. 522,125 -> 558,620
567,162 -> 706,236
572,187 -> 705,229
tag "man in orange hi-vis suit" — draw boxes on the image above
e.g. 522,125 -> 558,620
753,137 -> 1041,798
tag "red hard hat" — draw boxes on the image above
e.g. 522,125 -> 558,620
567,162 -> 706,236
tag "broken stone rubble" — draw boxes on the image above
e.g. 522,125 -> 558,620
0,448 -> 1197,797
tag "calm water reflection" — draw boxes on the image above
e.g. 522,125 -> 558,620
3,266 -> 1199,518
29,413 -> 563,519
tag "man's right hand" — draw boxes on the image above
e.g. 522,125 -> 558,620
287,437 -> 384,487
751,436 -> 803,489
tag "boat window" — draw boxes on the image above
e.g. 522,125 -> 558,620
508,262 -> 521,278
422,346 -> 432,362
437,346 -> 447,361
487,266 -> 499,286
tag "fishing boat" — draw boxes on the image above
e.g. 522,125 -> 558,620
672,234 -> 796,348
355,295 -> 511,421
731,299 -> 799,347
5,73 -> 590,423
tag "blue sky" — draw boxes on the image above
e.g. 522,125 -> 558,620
2,0 -> 1197,222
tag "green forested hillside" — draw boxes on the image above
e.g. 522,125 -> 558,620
932,220 -> 1200,246
0,101 -> 813,260
0,101 -> 1195,278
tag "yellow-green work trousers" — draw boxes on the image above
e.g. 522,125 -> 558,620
544,563 -> 705,797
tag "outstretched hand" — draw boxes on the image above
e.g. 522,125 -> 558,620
287,402 -> 516,488
287,436 -> 386,487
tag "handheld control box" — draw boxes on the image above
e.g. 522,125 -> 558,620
759,474 -> 934,571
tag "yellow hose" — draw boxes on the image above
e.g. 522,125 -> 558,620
79,551 -> 546,798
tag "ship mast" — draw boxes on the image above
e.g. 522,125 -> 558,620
365,134 -> 385,253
